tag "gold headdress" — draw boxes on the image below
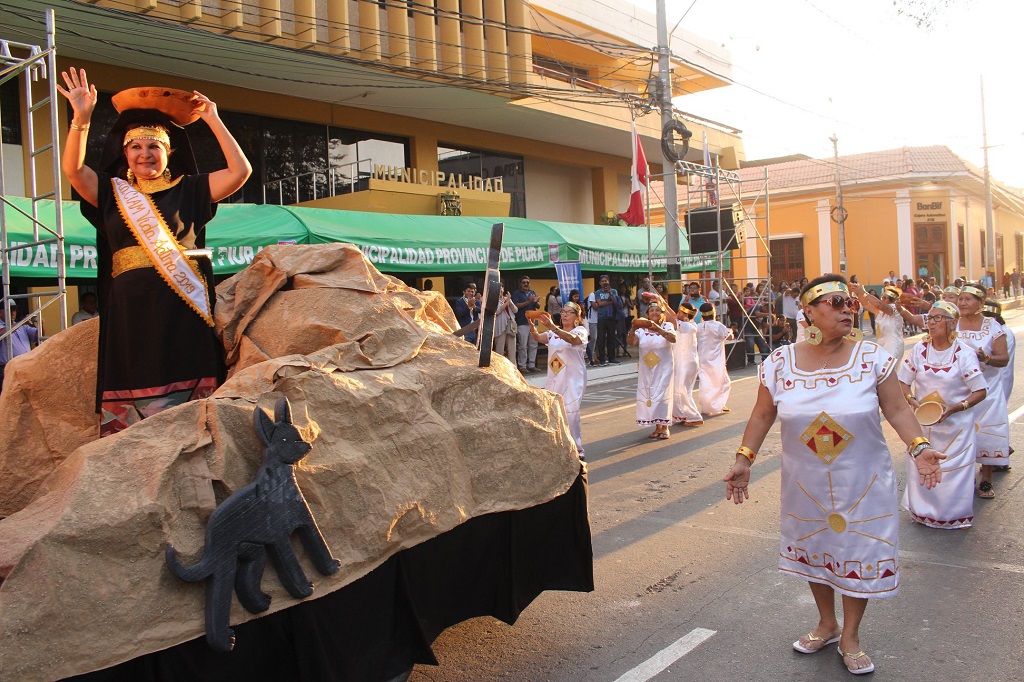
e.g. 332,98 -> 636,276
931,301 -> 960,319
961,284 -> 985,300
123,125 -> 171,150
882,286 -> 902,301
562,301 -> 583,316
800,281 -> 849,306
942,285 -> 961,296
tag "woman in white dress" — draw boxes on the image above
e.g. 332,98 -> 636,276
530,302 -> 588,460
983,301 -> 1015,401
898,301 -> 987,528
628,302 -> 676,439
672,302 -> 703,427
492,284 -> 518,362
851,283 -> 905,361
957,283 -> 1010,497
723,275 -> 946,676
696,303 -> 733,416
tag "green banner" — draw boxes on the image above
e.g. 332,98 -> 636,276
1,197 -> 728,277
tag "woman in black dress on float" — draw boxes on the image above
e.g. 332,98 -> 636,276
58,67 -> 251,436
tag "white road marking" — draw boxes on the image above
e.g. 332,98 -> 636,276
611,627 -> 717,682
1010,404 -> 1024,424
582,375 -> 757,421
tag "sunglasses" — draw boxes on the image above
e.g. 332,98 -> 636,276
816,295 -> 860,312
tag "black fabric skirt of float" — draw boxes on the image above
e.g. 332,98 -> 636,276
67,471 -> 592,682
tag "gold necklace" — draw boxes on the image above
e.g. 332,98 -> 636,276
132,173 -> 182,194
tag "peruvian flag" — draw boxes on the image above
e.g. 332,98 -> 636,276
703,131 -> 718,207
618,121 -> 649,226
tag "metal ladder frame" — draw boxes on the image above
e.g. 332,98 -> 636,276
0,9 -> 66,362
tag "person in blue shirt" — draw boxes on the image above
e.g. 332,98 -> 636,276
511,276 -> 540,372
593,274 -> 619,366
453,283 -> 480,344
0,303 -> 39,393
685,281 -> 706,323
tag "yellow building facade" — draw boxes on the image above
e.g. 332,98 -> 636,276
652,147 -> 1024,289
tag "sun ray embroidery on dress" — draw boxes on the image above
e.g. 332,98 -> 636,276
789,472 -> 893,545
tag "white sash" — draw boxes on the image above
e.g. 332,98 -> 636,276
111,177 -> 214,327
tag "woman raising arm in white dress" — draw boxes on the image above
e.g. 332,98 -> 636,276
530,302 -> 588,460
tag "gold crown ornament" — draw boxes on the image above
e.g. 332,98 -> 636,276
961,284 -> 985,300
800,281 -> 849,306
931,301 -> 960,319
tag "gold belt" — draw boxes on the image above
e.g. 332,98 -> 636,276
111,246 -> 202,278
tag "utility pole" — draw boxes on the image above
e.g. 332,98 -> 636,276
656,0 -> 680,299
829,134 -> 847,275
981,77 -> 995,284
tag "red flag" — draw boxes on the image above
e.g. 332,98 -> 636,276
618,122 -> 648,226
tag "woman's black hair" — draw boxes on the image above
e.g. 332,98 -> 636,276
699,302 -> 715,316
982,299 -> 1005,325
97,109 -> 196,179
569,289 -> 580,301
800,273 -> 848,303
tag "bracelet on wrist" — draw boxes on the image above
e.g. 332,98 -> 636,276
736,446 -> 756,464
909,440 -> 932,459
961,400 -> 969,412
70,122 -> 90,131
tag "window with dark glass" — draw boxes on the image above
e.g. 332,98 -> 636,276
957,223 -> 966,267
438,144 -> 525,217
327,126 -> 407,195
1,78 -> 22,145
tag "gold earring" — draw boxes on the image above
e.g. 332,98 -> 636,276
162,168 -> 172,181
948,330 -> 958,344
806,324 -> 823,345
126,168 -> 135,183
848,328 -> 864,342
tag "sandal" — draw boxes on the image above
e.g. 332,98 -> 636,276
658,430 -> 670,440
647,429 -> 660,439
792,631 -> 841,654
838,648 -> 875,675
978,481 -> 995,499
682,421 -> 704,428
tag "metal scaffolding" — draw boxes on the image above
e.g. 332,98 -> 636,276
0,9 -> 66,361
644,159 -> 774,365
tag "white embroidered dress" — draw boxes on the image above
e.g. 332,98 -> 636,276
957,317 -> 1010,465
873,310 -> 905,362
897,340 -> 986,528
635,323 -> 675,425
760,341 -> 901,599
672,320 -> 701,423
543,325 -> 589,455
1001,323 -> 1015,400
696,320 -> 733,415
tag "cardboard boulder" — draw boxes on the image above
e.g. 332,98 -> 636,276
0,243 -> 581,680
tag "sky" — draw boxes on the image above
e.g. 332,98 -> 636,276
634,0 -> 1024,187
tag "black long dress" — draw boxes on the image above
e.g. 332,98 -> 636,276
81,172 -> 225,436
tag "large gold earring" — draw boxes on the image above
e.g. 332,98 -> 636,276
162,168 -> 172,182
948,330 -> 958,344
848,328 -> 864,342
806,324 -> 823,345
126,168 -> 135,183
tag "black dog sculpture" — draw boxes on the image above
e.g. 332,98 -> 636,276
166,397 -> 340,651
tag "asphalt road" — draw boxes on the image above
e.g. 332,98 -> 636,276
410,312 -> 1024,682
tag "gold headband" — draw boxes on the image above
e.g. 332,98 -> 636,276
961,284 -> 985,300
931,301 -> 960,319
942,286 -> 961,296
123,125 -> 171,149
801,281 -> 849,306
562,301 -> 582,316
983,300 -> 1001,314
882,286 -> 902,300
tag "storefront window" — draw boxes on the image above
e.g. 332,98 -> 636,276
438,144 -> 526,217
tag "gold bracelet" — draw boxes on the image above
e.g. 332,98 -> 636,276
736,446 -> 756,464
908,436 -> 929,452
961,400 -> 969,412
70,122 -> 90,131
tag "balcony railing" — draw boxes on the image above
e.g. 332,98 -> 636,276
262,159 -> 375,205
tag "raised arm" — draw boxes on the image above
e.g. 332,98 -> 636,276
893,301 -> 924,327
191,91 -> 252,202
56,67 -> 99,207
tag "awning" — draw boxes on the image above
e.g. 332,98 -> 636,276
0,197 -> 728,278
